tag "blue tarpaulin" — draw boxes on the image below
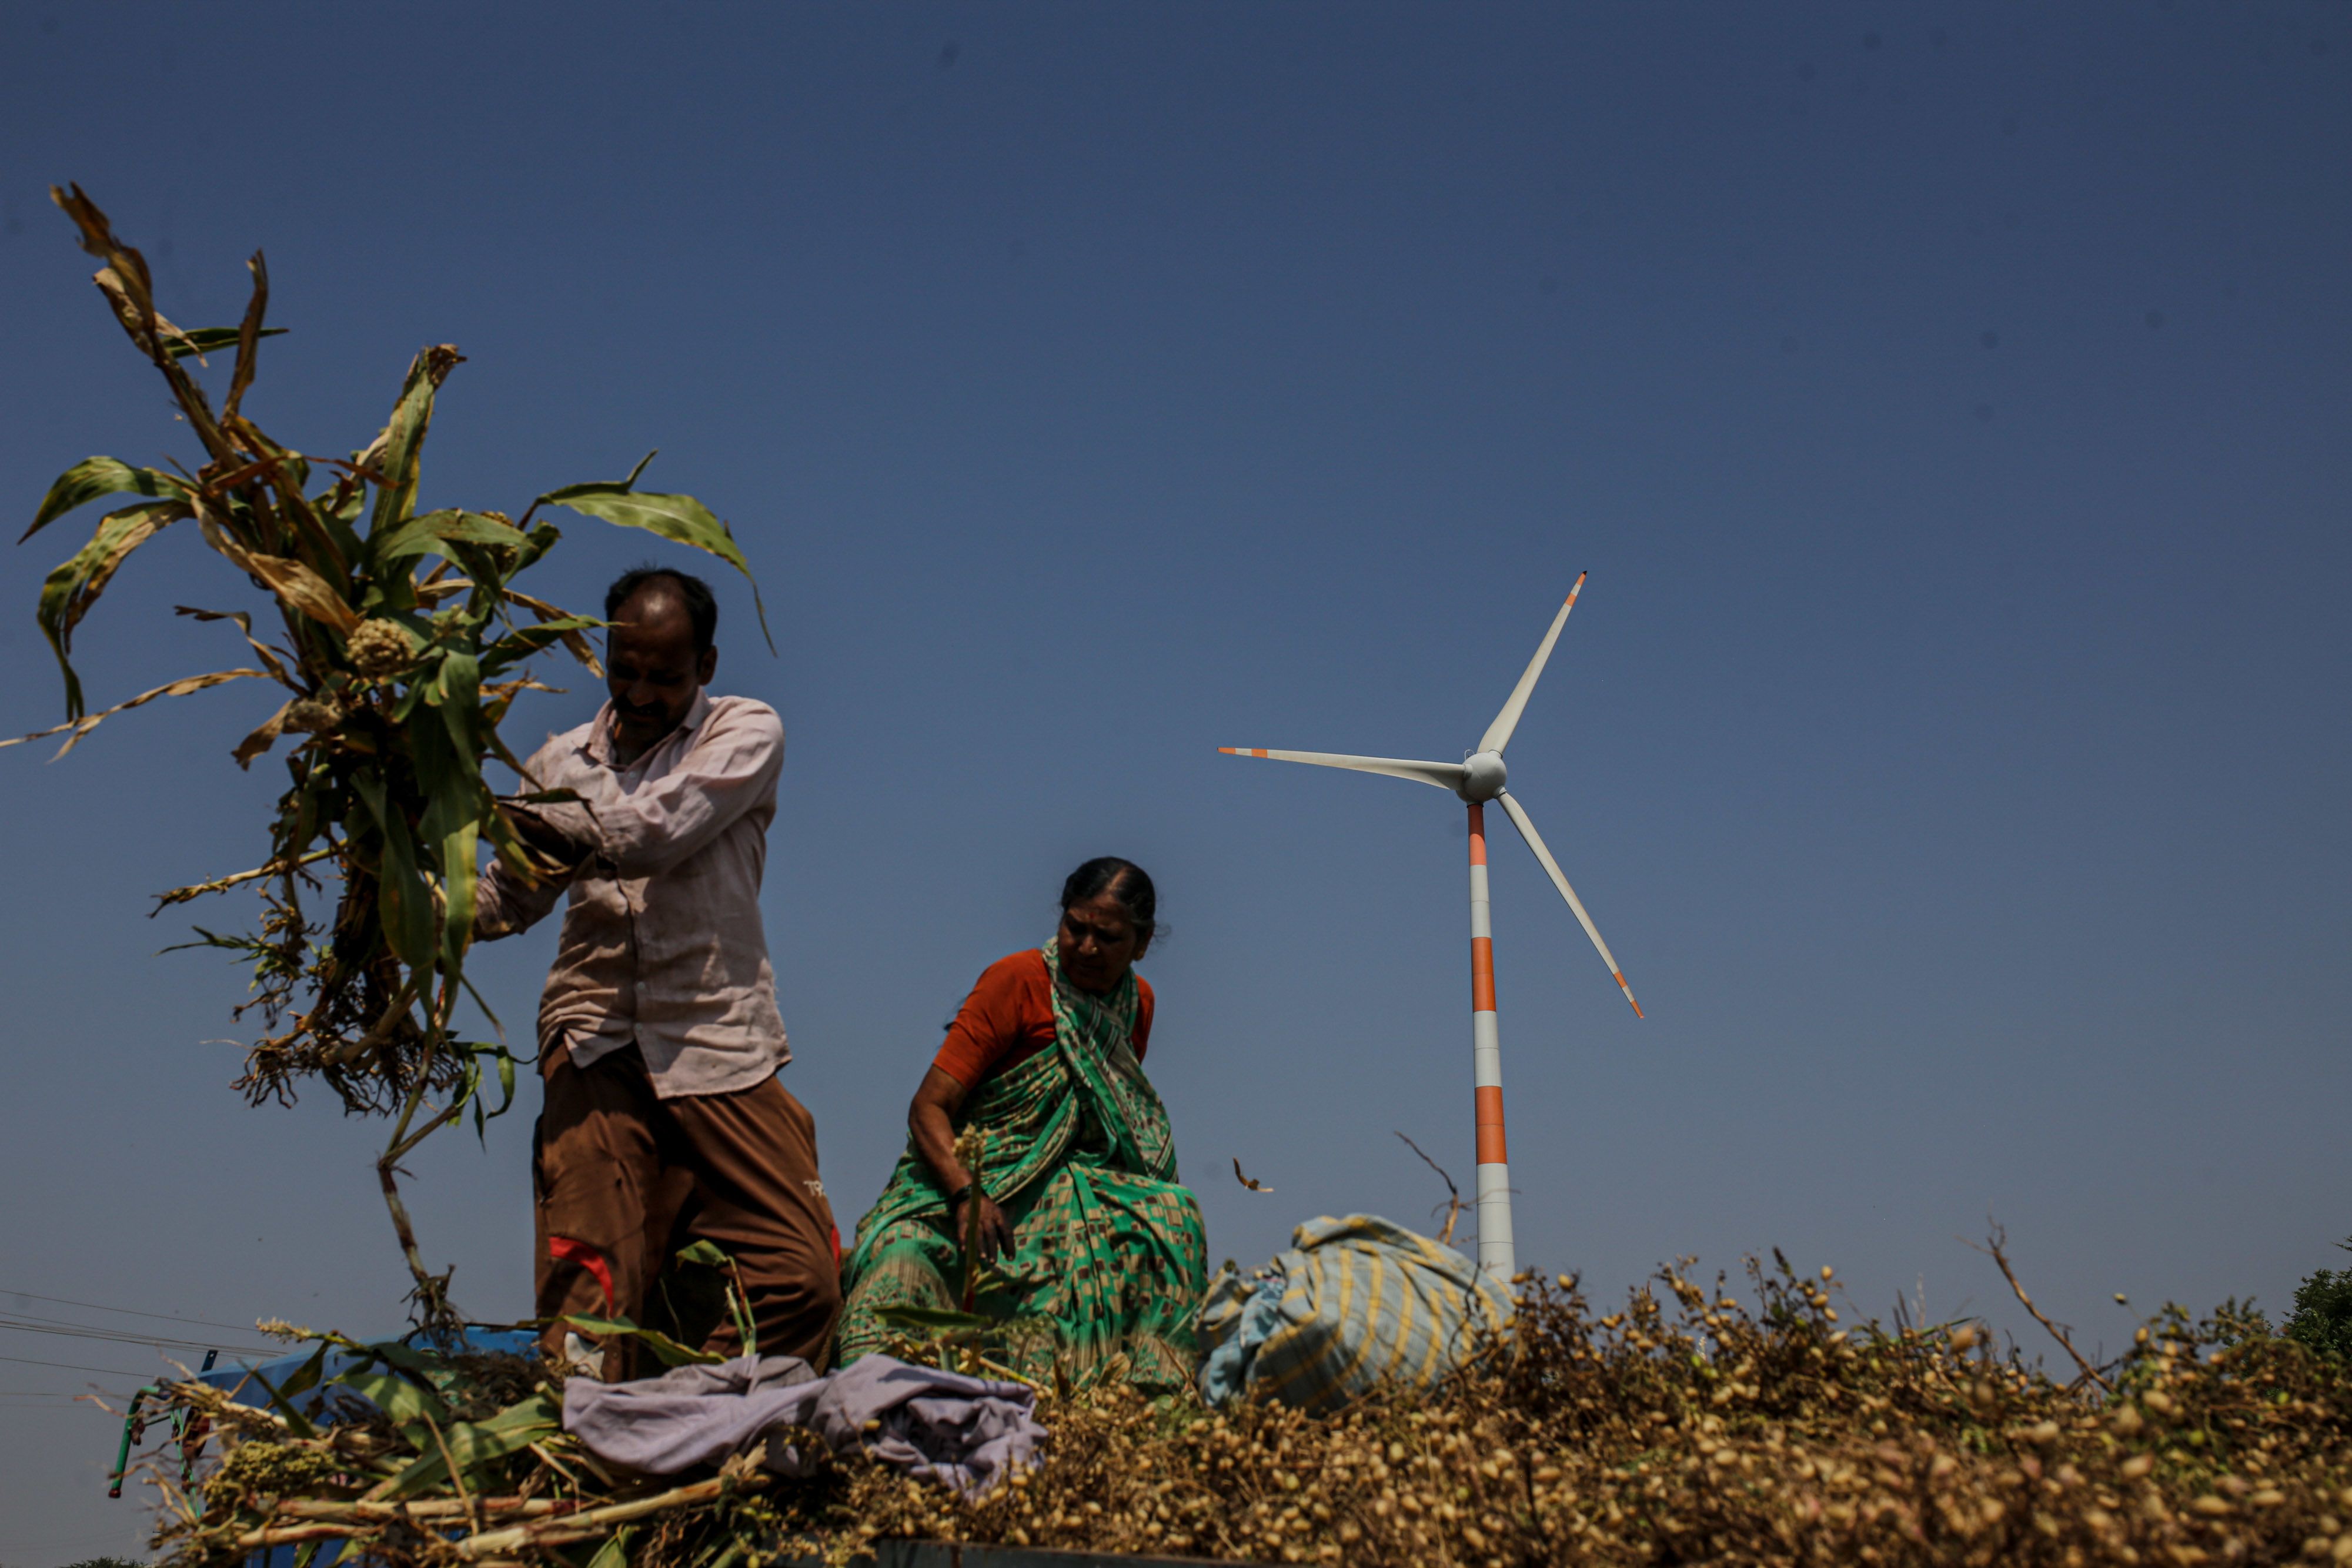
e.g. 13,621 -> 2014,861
122,1326 -> 540,1568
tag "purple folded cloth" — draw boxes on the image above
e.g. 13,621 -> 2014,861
563,1353 -> 1044,1498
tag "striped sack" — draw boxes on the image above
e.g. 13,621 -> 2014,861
1196,1213 -> 1514,1413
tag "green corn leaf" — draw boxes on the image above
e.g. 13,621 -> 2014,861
452,1053 -> 484,1132
333,1366 -> 449,1429
24,457 -> 185,544
162,324 -> 288,362
479,616 -> 600,677
35,500 -> 190,717
379,841 -> 437,982
237,1360 -> 318,1441
369,507 -> 526,567
463,1042 -> 519,1143
359,1338 -> 445,1380
674,1239 -> 733,1269
376,1392 -> 559,1499
273,1340 -> 332,1403
413,739 -> 470,843
351,771 -> 435,974
428,646 -> 481,708
316,479 -> 365,530
389,651 -> 440,724
430,651 -> 487,787
415,763 -> 476,880
730,1285 -> 757,1359
439,818 -> 478,977
512,520 -> 562,576
365,346 -> 462,542
369,510 -> 527,576
586,1529 -> 637,1568
561,1313 -> 723,1367
536,458 -> 772,651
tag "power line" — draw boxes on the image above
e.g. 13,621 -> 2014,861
0,1315 -> 269,1349
0,1285 -> 260,1336
0,1313 -> 275,1357
0,1350 -> 179,1379
1,1301 -> 250,1339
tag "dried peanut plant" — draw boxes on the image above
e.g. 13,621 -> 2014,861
12,185 -> 763,1328
149,1253 -> 2352,1567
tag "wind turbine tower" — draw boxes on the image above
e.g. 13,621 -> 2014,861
1220,573 -> 1641,1282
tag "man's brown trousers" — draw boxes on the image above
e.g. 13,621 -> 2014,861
534,1043 -> 841,1377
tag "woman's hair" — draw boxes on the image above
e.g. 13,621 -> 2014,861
1060,856 -> 1160,938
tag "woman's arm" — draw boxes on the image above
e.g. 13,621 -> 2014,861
908,1066 -> 1015,1263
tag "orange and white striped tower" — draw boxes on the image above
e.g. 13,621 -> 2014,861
1466,801 -> 1514,1279
1218,572 -> 1641,1285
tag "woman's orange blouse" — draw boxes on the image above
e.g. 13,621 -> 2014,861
931,949 -> 1154,1091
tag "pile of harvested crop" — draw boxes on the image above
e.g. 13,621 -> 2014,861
133,1249 -> 2352,1567
832,1258 -> 2352,1567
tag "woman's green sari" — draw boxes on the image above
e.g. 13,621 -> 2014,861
837,942 -> 1208,1390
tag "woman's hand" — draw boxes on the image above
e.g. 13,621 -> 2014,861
910,1066 -> 1014,1259
911,1067 -> 1019,1263
951,1192 -> 1016,1265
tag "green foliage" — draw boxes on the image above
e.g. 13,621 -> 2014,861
10,186 -> 759,1327
2284,1236 -> 2352,1362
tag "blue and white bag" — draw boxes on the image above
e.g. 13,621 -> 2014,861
1197,1214 -> 1514,1413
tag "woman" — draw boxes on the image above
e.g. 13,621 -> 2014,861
837,858 -> 1208,1390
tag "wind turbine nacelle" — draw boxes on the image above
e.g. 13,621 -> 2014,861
1456,751 -> 1508,803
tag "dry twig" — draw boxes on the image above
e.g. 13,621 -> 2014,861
1395,1130 -> 1466,1246
1968,1219 -> 2112,1392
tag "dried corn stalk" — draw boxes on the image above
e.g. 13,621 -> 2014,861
13,186 -> 765,1329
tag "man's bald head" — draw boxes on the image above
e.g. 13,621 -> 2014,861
605,567 -> 717,652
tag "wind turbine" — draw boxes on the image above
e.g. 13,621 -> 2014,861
1219,572 -> 1640,1282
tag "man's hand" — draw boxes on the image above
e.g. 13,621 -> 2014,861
951,1192 -> 1016,1265
499,799 -> 591,873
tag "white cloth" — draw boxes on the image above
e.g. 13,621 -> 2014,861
473,687 -> 789,1098
562,1353 -> 1045,1499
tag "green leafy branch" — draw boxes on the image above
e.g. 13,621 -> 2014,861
12,186 -> 765,1333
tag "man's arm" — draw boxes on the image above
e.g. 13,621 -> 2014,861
584,701 -> 783,879
472,737 -> 589,941
472,803 -> 593,940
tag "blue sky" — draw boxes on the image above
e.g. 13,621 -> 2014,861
2,4 -> 2347,1559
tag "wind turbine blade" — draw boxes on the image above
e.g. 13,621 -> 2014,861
1495,790 -> 1642,1017
1476,571 -> 1588,755
1217,747 -> 1466,792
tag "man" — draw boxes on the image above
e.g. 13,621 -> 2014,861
475,566 -> 839,1376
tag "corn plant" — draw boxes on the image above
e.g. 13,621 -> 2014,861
11,186 -> 766,1330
